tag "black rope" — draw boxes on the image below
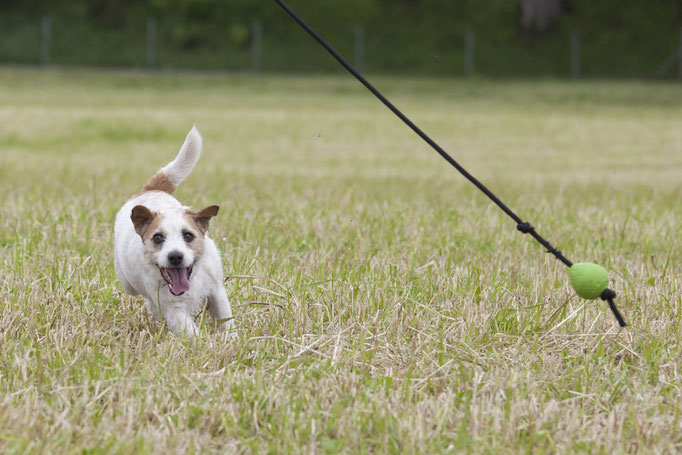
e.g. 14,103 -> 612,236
600,289 -> 625,327
274,0 -> 626,327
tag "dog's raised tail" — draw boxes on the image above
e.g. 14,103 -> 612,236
141,126 -> 203,194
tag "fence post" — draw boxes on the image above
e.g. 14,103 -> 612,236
678,28 -> 682,79
40,15 -> 51,67
252,21 -> 262,73
146,18 -> 157,69
465,29 -> 475,76
354,25 -> 365,73
570,30 -> 580,77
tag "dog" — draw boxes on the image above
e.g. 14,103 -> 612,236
114,126 -> 233,337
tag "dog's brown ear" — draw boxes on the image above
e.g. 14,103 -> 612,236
189,205 -> 219,234
131,205 -> 157,237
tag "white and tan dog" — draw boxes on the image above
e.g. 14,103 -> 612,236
114,127 -> 233,337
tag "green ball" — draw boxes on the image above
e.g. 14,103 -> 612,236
569,262 -> 609,300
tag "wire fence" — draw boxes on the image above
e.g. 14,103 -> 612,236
2,15 -> 681,79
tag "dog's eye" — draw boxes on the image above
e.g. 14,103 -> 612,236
152,233 -> 165,244
183,232 -> 195,243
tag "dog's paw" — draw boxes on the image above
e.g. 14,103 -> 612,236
216,317 -> 234,333
176,322 -> 200,339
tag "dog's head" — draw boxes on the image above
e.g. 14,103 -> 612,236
130,204 -> 219,296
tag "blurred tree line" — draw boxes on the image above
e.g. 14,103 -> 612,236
0,0 -> 681,76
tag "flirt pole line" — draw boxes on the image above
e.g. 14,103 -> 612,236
274,0 -> 626,327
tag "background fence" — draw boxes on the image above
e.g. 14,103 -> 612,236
1,1 -> 681,78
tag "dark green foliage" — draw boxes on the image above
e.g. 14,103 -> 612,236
0,0 -> 680,76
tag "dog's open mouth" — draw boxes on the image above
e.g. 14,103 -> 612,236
159,265 -> 193,296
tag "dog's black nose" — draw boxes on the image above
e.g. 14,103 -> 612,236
168,251 -> 184,266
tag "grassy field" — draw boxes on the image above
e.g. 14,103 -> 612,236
0,68 -> 680,453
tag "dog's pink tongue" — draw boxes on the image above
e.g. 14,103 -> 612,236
168,267 -> 191,295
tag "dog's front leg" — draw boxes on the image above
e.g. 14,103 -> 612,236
145,298 -> 160,320
161,306 -> 199,338
207,287 -> 234,334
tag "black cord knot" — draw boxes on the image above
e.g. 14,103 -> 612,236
600,288 -> 617,301
545,247 -> 562,256
600,288 -> 626,327
517,222 -> 534,234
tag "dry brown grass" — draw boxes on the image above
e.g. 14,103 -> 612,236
0,68 -> 680,453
